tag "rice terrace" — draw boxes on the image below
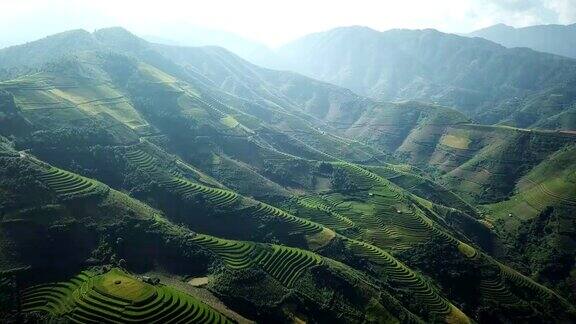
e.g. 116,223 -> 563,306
2,1 -> 576,323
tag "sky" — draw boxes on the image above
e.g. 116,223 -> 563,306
0,0 -> 575,47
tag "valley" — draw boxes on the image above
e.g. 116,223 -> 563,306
0,26 -> 575,323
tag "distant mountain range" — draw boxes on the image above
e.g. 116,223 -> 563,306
272,26 -> 576,129
468,23 -> 576,59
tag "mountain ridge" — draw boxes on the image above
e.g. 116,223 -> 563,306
468,23 -> 576,59
274,25 -> 576,129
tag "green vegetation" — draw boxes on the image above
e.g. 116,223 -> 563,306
0,26 -> 575,323
345,237 -> 459,319
255,245 -> 323,288
162,178 -> 239,209
440,133 -> 470,150
487,144 -> 576,225
125,148 -> 239,208
247,202 -> 325,236
191,235 -> 256,270
21,268 -> 232,323
38,166 -> 109,199
297,196 -> 357,232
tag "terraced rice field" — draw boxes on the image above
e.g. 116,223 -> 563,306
318,194 -> 435,250
248,202 -> 324,235
365,165 -> 406,180
191,234 -> 323,288
487,155 -> 576,226
126,148 -> 329,239
38,167 -> 107,199
499,263 -> 562,301
161,178 -> 239,208
21,268 -> 231,323
479,276 -> 522,306
191,234 -> 256,269
297,196 -> 357,231
344,237 -> 465,321
324,163 -> 476,255
374,207 -> 432,250
125,149 -> 159,174
126,148 -> 238,208
360,179 -> 463,246
473,254 -> 573,311
254,245 -> 323,288
335,162 -> 402,194
522,178 -> 576,207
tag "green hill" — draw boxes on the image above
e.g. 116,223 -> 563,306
328,101 -> 576,205
0,28 -> 575,323
0,145 -> 419,323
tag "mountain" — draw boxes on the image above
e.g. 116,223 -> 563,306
276,26 -> 576,129
143,25 -> 283,69
0,27 -> 576,323
468,23 -> 576,59
0,29 -> 100,68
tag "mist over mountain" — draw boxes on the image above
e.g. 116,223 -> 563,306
143,25 -> 284,69
468,23 -> 576,59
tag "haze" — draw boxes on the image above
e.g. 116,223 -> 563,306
1,0 -> 575,48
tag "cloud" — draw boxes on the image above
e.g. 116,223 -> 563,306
487,0 -> 541,11
462,0 -> 576,30
483,0 -> 576,25
545,0 -> 576,24
0,0 -> 574,47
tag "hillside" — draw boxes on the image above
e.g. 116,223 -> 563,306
0,144 -> 415,323
0,27 -> 575,323
479,144 -> 576,299
276,26 -> 576,129
468,23 -> 576,59
2,133 -> 574,322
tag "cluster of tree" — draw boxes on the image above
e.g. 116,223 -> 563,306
0,90 -> 16,113
398,237 -> 482,314
0,158 -> 53,211
23,126 -> 115,151
262,159 -> 312,188
513,206 -> 576,300
330,168 -> 357,192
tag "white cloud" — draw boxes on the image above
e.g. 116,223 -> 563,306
0,0 -> 574,47
545,0 -> 576,24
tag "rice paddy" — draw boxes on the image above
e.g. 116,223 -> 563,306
21,268 -> 232,323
